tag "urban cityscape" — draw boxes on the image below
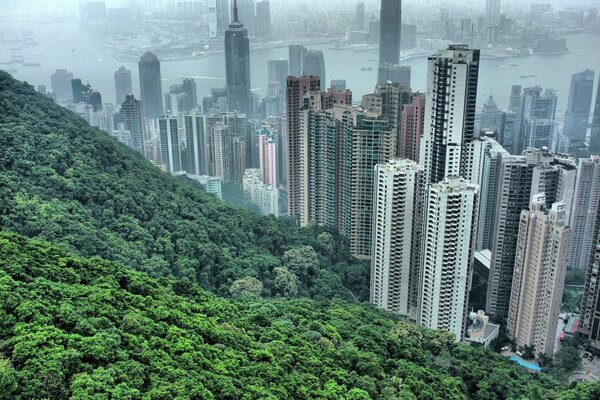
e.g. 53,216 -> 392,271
2,0 -> 600,397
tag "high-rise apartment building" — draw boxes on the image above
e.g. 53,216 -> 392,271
507,194 -> 569,357
50,69 -> 74,101
377,0 -> 401,83
259,128 -> 277,187
304,50 -> 326,91
378,64 -> 411,86
243,169 -> 279,216
289,45 -> 307,77
225,1 -> 252,115
286,76 -> 320,223
183,111 -> 207,176
418,178 -> 479,341
569,156 -> 600,270
209,121 -> 231,182
420,45 -> 480,184
590,78 -> 600,154
118,94 -> 145,155
368,82 -> 412,157
232,137 -> 247,183
564,70 -> 594,150
114,66 -> 132,105
371,159 -> 425,316
400,94 -> 426,162
159,116 -> 181,173
138,52 -> 164,119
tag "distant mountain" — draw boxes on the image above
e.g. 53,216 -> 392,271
0,71 -> 367,300
0,231 -> 580,399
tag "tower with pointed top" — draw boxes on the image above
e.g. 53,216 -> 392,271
225,0 -> 253,115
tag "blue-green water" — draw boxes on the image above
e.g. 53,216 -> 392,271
508,355 -> 542,372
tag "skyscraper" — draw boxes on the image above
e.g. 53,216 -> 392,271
225,0 -> 252,115
371,159 -> 425,316
183,111 -> 207,175
50,69 -> 74,101
138,52 -> 164,119
518,87 -> 558,153
420,45 -> 480,185
255,1 -> 271,37
216,0 -> 230,36
368,82 -> 412,157
303,50 -> 326,91
564,70 -> 594,149
259,128 -> 277,187
477,94 -> 503,136
507,194 -> 569,357
354,2 -> 365,31
377,0 -> 401,83
568,156 -> 600,270
289,44 -> 307,77
235,0 -> 255,36
208,0 -> 218,38
118,94 -> 145,155
590,77 -> 600,154
418,178 -> 479,341
286,76 -> 320,222
267,59 -> 288,113
159,116 -> 181,173
400,94 -> 425,162
485,0 -> 501,26
114,66 -> 132,105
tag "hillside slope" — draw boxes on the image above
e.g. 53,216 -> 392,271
0,231 -> 578,399
0,72 -> 367,299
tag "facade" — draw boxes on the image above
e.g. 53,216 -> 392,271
485,0 -> 501,26
225,2 -> 252,115
138,52 -> 164,119
377,0 -> 402,83
232,137 -> 247,184
518,87 -> 558,153
289,44 -> 307,77
418,178 -> 479,341
216,0 -> 230,37
235,0 -> 255,36
50,69 -> 74,101
369,82 -> 412,157
304,50 -> 326,91
507,194 -> 570,357
563,70 -> 594,150
259,128 -> 277,188
477,94 -> 503,136
114,66 -> 132,105
183,111 -> 208,176
377,64 -> 411,87
590,77 -> 600,154
370,159 -> 425,316
420,45 -> 480,185
255,1 -> 271,37
243,169 -> 279,216
159,116 -> 181,173
569,156 -> 600,270
118,94 -> 145,154
400,94 -> 425,162
285,76 -> 320,223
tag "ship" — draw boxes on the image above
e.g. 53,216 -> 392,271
520,74 -> 536,79
361,66 -> 373,72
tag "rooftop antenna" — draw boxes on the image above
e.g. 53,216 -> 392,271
233,0 -> 239,22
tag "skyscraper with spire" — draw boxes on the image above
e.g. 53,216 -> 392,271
377,0 -> 402,84
225,0 -> 252,115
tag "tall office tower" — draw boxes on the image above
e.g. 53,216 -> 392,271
501,111 -> 518,154
232,137 -> 247,183
225,1 -> 252,115
289,45 -> 307,77
235,0 -> 255,36
159,116 -> 181,173
485,0 -> 501,26
477,94 -> 503,136
418,178 -> 479,341
208,0 -> 218,38
564,70 -> 594,149
508,85 -> 522,114
216,0 -> 230,36
183,111 -> 207,175
337,106 -> 394,259
377,0 -> 401,83
255,1 -> 271,36
114,66 -> 132,105
569,156 -> 600,270
590,78 -> 600,154
303,92 -> 338,228
507,194 -> 569,357
138,52 -> 164,119
118,94 -> 145,154
304,51 -> 326,91
50,69 -> 74,101
354,2 -> 365,31
268,59 -> 288,112
286,76 -> 320,222
164,92 -> 187,115
471,138 -> 509,251
401,24 -> 417,50
420,45 -> 480,185
168,79 -> 198,112
400,94 -> 425,162
181,78 -> 198,110
370,159 -> 425,316
378,64 -> 412,87
259,128 -> 277,187
518,87 -> 558,153
487,149 -> 576,319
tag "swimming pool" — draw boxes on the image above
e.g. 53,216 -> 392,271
507,355 -> 542,372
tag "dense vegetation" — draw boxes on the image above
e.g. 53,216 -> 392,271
0,231 -> 590,400
0,71 -> 368,300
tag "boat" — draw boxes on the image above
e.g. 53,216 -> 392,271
520,74 -> 536,79
509,63 -> 518,66
361,67 -> 373,72
23,62 -> 41,67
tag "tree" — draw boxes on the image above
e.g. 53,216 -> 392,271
273,267 -> 299,298
229,277 -> 263,298
317,232 -> 335,255
282,246 -> 319,284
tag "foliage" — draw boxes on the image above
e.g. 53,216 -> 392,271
229,276 -> 263,298
546,336 -> 582,382
0,231 -> 591,399
0,72 -> 368,300
564,268 -> 586,286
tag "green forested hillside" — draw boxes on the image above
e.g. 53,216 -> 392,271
0,72 -> 367,300
0,231 -> 585,400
